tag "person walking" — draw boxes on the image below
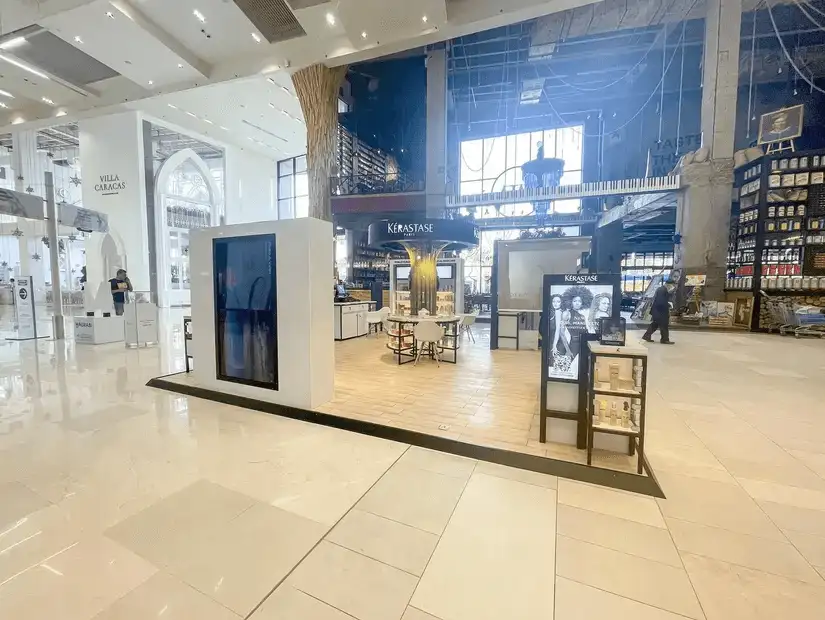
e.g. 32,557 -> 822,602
109,269 -> 132,316
642,278 -> 675,344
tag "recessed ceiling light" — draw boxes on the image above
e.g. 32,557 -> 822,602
281,109 -> 288,116
148,80 -> 154,86
186,111 -> 197,118
280,85 -> 290,94
220,126 -> 228,130
56,109 -> 67,117
0,54 -> 49,79
193,9 -> 206,23
0,37 -> 27,50
361,31 -> 367,39
251,32 -> 261,44
0,89 -> 13,98
267,77 -> 276,85
177,63 -> 184,69
326,13 -> 335,26
422,15 -> 428,23
42,97 -> 55,105
269,102 -> 275,108
0,102 -> 7,109
168,103 -> 178,109
11,117 -> 24,124
106,11 -> 115,19
74,36 -> 83,44
203,119 -> 213,124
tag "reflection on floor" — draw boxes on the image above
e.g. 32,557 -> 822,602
1,307 -> 825,618
319,324 -> 643,475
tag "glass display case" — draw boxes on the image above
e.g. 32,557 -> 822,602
389,258 -> 464,315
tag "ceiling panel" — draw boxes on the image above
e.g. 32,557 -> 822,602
337,0 -> 446,45
232,0 -> 306,43
12,30 -> 118,86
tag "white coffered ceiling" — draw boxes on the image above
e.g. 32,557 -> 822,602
0,0 -> 598,159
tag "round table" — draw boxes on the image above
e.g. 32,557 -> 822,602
386,315 -> 462,365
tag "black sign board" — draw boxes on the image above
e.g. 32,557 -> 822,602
368,218 -> 479,251
599,316 -> 627,346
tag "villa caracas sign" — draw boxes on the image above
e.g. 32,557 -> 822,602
368,218 -> 479,250
94,174 -> 127,196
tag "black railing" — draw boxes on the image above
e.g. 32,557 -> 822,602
331,174 -> 425,196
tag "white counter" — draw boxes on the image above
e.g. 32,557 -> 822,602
334,301 -> 376,340
74,315 -> 124,345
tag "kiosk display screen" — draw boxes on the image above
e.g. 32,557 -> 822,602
213,234 -> 278,389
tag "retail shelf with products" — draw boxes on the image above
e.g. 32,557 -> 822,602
585,341 -> 648,474
728,150 -> 825,328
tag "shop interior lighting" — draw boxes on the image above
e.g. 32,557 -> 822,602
193,9 -> 206,23
42,97 -> 55,105
168,103 -> 178,109
74,36 -> 83,44
251,33 -> 261,43
0,102 -> 7,109
0,37 -> 27,50
361,31 -> 367,39
326,13 -> 336,26
0,89 -> 14,98
148,80 -> 154,86
56,109 -> 67,117
0,54 -> 50,79
106,11 -> 115,19
422,15 -> 428,23
178,63 -> 184,69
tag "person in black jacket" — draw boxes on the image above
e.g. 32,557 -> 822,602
642,278 -> 675,344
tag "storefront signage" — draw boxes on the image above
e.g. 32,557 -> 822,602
13,276 -> 37,340
94,174 -> 127,196
59,204 -> 109,233
369,218 -> 479,250
0,188 -> 43,220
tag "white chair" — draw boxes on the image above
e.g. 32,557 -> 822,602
414,320 -> 445,366
460,313 -> 477,343
366,310 -> 384,336
418,308 -> 430,317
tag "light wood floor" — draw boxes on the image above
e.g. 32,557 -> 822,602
318,324 -> 641,475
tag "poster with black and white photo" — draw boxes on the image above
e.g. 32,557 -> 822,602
543,274 -> 620,382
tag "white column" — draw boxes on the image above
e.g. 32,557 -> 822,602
79,111 -> 149,293
426,48 -> 448,219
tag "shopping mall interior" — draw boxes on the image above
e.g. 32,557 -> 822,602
2,0 -> 825,618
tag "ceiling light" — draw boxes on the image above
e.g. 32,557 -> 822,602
0,102 -> 7,109
74,36 -> 83,44
422,15 -> 428,23
148,80 -> 154,86
269,102 -> 275,108
168,103 -> 178,109
267,77 -> 276,85
251,33 -> 261,44
0,54 -> 50,79
281,109 -> 289,116
11,117 -> 24,125
203,119 -> 213,124
106,11 -> 115,19
326,13 -> 336,26
220,126 -> 228,131
361,31 -> 367,39
186,111 -> 197,118
42,97 -> 55,105
0,37 -> 26,50
0,89 -> 13,98
56,109 -> 67,117
280,85 -> 290,94
177,63 -> 184,69
193,9 -> 206,23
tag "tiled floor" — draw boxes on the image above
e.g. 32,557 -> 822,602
1,308 -> 825,618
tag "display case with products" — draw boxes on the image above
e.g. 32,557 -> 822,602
389,258 -> 464,315
727,150 -> 825,329
585,341 -> 648,475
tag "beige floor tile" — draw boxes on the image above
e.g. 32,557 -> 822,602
557,505 -> 682,567
757,500 -> 825,537
0,536 -> 157,620
719,457 -> 825,491
655,472 -> 785,540
92,571 -> 241,619
402,607 -> 442,620
285,541 -> 417,620
555,576 -> 698,620
161,502 -> 326,615
666,518 -> 821,584
682,552 -> 825,620
0,481 -> 50,528
473,460 -> 557,489
411,473 -> 556,620
357,464 -> 467,535
644,444 -> 735,485
784,530 -> 825,568
557,480 -> 665,528
789,450 -> 825,479
327,509 -> 438,576
555,536 -> 703,619
737,478 -> 825,512
249,586 -> 354,620
395,446 -> 476,481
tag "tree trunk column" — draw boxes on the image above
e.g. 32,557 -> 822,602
292,64 -> 348,221
403,242 -> 447,316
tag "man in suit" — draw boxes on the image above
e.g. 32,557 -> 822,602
642,278 -> 675,344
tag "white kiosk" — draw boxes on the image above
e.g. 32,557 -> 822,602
188,218 -> 333,410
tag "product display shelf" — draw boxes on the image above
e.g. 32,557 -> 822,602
727,150 -> 825,330
586,341 -> 648,474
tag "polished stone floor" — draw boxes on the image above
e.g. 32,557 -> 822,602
1,307 -> 825,619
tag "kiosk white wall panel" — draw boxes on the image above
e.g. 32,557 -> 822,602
189,218 -> 333,410
224,147 -> 277,224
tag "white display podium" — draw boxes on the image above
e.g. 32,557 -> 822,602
124,301 -> 159,347
73,315 -> 125,345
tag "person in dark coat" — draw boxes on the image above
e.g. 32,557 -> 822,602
642,278 -> 675,344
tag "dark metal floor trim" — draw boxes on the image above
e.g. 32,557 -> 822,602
147,375 -> 665,498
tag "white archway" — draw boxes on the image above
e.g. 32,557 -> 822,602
154,149 -> 220,307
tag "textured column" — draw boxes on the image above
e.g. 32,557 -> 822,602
292,64 -> 348,222
426,48 -> 448,218
675,0 -> 742,299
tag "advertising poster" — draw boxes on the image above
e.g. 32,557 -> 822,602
544,274 -> 620,382
213,234 -> 278,389
13,276 -> 37,340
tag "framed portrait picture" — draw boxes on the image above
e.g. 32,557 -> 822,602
757,105 -> 804,145
599,317 -> 626,347
542,273 -> 621,383
733,297 -> 754,328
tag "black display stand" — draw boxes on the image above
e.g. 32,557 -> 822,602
539,273 -> 621,447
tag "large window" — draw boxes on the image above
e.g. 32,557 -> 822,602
277,155 -> 308,218
459,126 -> 584,214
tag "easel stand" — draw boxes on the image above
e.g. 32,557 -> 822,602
766,139 -> 795,155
